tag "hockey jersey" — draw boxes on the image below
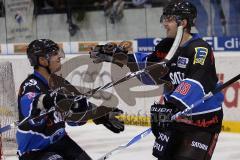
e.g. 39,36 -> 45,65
133,34 -> 224,132
16,71 -> 66,156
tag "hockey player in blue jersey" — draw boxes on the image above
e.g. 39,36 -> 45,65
89,0 -> 224,159
17,39 -> 124,160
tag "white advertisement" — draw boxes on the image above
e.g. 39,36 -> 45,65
5,0 -> 34,41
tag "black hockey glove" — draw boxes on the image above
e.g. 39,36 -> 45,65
89,41 -> 131,67
42,88 -> 88,114
150,103 -> 173,137
93,107 -> 125,133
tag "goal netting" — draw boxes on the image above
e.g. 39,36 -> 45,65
0,61 -> 18,159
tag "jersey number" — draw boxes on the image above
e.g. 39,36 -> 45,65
175,82 -> 191,95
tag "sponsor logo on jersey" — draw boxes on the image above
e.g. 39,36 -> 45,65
153,141 -> 164,151
23,79 -> 37,87
177,56 -> 189,68
22,79 -> 38,94
193,47 -> 208,65
158,133 -> 170,142
169,72 -> 185,85
191,141 -> 208,151
176,115 -> 219,128
26,92 -> 36,99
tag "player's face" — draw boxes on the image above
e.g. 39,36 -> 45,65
162,16 -> 178,38
48,49 -> 64,73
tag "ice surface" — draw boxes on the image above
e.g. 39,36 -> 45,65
4,124 -> 240,160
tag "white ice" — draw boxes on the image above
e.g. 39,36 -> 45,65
4,124 -> 240,160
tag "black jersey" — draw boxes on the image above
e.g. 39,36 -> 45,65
134,34 -> 224,133
17,71 -> 66,156
163,34 -> 223,133
163,34 -> 218,92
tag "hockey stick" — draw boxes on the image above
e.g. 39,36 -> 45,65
97,128 -> 152,160
0,107 -> 56,134
95,27 -> 183,160
85,26 -> 184,96
171,73 -> 240,120
0,27 -> 183,134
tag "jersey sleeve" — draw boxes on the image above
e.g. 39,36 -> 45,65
127,52 -> 169,85
19,79 -> 45,126
185,44 -> 218,92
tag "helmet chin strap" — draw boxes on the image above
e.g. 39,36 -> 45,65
38,64 -> 52,74
37,57 -> 52,74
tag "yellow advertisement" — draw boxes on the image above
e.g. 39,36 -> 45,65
14,43 -> 28,54
78,42 -> 99,52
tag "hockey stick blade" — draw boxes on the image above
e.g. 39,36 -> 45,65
97,128 -> 152,160
171,74 -> 240,120
0,123 -> 16,134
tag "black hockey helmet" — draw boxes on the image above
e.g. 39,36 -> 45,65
27,39 -> 60,67
160,0 -> 197,26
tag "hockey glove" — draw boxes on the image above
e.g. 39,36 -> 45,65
150,103 -> 173,137
64,104 -> 124,133
89,41 -> 130,67
42,88 -> 88,114
93,107 -> 125,133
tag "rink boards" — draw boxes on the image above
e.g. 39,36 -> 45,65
0,52 -> 239,133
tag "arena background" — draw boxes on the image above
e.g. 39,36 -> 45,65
0,0 -> 239,159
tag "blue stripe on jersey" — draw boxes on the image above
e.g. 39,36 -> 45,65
170,79 -> 223,115
133,52 -> 156,85
16,129 -> 50,156
17,128 -> 66,156
190,91 -> 223,115
20,92 -> 40,117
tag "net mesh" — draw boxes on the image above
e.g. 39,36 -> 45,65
0,61 -> 18,158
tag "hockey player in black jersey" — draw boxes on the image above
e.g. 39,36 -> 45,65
89,1 -> 224,159
17,39 -> 124,160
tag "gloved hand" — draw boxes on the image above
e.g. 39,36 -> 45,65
93,107 -> 125,133
150,103 -> 173,137
89,41 -> 131,67
42,88 -> 88,114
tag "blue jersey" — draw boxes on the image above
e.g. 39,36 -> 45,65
132,34 -> 224,132
17,71 -> 66,156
